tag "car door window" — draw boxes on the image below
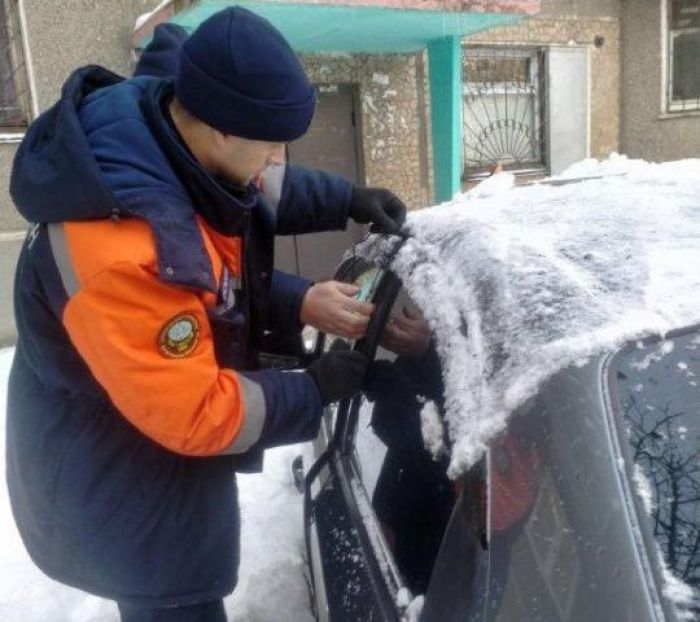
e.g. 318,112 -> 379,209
611,329 -> 700,615
348,287 -> 458,597
424,356 -> 664,622
312,259 -> 386,449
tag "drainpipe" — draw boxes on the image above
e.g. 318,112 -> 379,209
428,36 -> 463,203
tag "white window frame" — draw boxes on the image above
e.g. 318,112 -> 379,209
662,0 -> 700,114
461,44 -> 548,181
0,0 -> 36,141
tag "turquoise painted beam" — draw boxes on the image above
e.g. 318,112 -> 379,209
161,1 -> 521,53
428,36 -> 462,203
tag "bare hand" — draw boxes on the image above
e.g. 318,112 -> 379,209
300,281 -> 375,340
380,305 -> 431,358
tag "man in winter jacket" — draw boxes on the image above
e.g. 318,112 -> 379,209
6,7 -> 405,622
132,21 -> 382,359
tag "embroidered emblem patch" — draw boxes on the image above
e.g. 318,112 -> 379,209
158,314 -> 199,358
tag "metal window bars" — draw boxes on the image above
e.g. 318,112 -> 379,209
461,46 -> 548,180
0,0 -> 30,130
668,0 -> 700,113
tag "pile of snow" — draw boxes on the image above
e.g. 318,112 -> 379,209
660,560 -> 699,622
419,400 -> 445,460
0,349 -> 312,621
359,155 -> 700,478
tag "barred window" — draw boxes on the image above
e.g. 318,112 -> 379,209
0,0 -> 31,131
462,47 -> 547,179
668,0 -> 700,112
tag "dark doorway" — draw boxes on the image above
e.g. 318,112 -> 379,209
276,84 -> 365,282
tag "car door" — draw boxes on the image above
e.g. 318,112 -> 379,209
304,256 -> 403,622
303,254 -> 474,621
303,254 -> 671,622
421,355 -> 671,622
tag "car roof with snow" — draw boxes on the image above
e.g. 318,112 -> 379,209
358,155 -> 700,477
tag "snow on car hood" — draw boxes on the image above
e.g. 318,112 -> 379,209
358,155 -> 700,478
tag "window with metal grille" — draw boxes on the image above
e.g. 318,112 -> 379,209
668,0 -> 700,112
0,0 -> 30,131
462,47 -> 547,180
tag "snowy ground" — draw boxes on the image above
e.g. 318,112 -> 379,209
0,348 -> 313,622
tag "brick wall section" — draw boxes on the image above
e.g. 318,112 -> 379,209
468,16 -> 622,160
302,53 -> 433,210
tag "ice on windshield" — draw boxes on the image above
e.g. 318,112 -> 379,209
357,155 -> 700,478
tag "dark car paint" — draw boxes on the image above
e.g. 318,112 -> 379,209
304,259 -> 403,621
304,257 -> 696,622
423,356 -> 662,621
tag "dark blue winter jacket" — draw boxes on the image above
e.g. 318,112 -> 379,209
6,65 -> 353,606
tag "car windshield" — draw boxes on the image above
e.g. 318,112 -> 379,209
610,329 -> 700,617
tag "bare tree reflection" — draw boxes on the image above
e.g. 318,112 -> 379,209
623,391 -> 700,599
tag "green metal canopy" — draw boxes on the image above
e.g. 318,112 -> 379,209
166,0 -> 520,53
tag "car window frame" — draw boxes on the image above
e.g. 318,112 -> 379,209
603,323 -> 700,622
304,255 -> 408,621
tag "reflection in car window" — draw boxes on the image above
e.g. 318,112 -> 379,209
353,290 -> 455,595
323,264 -> 384,353
613,331 -> 700,611
425,357 -> 663,622
319,263 -> 386,436
355,267 -> 384,302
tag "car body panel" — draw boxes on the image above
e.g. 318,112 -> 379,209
303,254 -> 697,621
421,357 -> 661,622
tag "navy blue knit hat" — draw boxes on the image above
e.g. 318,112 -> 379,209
134,23 -> 188,78
175,7 -> 315,142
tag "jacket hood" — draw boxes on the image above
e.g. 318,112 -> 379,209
10,65 -> 125,224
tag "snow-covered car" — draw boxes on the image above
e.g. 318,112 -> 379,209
301,158 -> 700,622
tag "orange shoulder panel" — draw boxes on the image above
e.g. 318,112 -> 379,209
63,218 -> 157,287
63,260 -> 245,455
61,231 -> 247,456
63,218 -> 222,308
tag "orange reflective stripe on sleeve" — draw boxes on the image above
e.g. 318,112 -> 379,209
61,259 -> 266,456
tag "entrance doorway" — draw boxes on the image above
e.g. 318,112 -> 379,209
276,84 -> 365,282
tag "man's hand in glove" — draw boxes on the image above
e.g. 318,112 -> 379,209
306,343 -> 369,406
350,187 -> 407,235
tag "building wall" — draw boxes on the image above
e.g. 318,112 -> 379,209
538,0 -> 620,18
620,0 -> 700,160
0,3 -> 433,343
0,0 -> 159,344
467,7 -> 621,162
302,53 -> 433,210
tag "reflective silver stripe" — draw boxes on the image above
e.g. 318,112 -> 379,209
48,223 -> 79,297
260,163 -> 285,213
221,374 -> 267,454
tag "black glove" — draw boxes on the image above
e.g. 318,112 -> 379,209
306,347 -> 369,406
350,187 -> 407,235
